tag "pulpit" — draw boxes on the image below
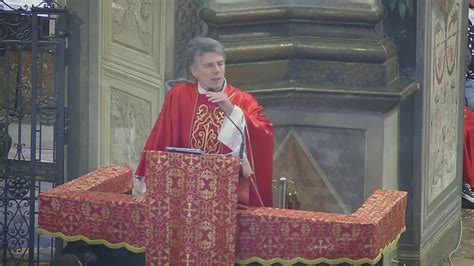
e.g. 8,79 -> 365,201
39,151 -> 407,265
143,151 -> 240,265
39,151 -> 241,265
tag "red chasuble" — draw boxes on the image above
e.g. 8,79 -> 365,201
136,82 -> 274,207
464,107 -> 474,187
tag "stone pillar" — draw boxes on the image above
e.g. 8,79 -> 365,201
201,0 -> 416,213
397,0 -> 465,265
66,0 -> 100,179
66,0 -> 174,177
202,0 -> 465,265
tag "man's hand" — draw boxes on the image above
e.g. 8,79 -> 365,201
243,172 -> 252,179
207,92 -> 234,114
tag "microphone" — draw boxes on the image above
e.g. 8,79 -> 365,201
208,85 -> 245,160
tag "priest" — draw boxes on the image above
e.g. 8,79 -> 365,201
134,37 -> 273,207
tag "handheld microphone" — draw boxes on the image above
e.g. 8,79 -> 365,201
208,84 -> 244,160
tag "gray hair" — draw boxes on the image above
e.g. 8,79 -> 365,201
186,37 -> 225,68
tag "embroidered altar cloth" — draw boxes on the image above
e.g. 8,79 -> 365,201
38,152 -> 407,265
235,189 -> 407,265
144,151 -> 240,265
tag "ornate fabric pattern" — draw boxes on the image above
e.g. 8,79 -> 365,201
39,191 -> 145,250
190,103 -> 225,153
144,151 -> 240,266
38,161 -> 406,265
235,189 -> 407,265
46,166 -> 132,194
463,107 -> 474,185
38,166 -> 144,251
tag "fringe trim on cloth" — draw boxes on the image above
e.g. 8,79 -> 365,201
38,228 -> 145,253
235,226 -> 406,266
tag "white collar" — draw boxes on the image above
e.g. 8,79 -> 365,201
197,78 -> 227,94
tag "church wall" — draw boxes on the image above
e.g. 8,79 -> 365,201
204,0 -> 466,265
398,0 -> 465,265
269,107 -> 399,213
98,0 -> 168,170
66,0 -> 100,179
64,0 -> 467,265
66,0 -> 173,178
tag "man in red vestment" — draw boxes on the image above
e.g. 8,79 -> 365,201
135,37 -> 273,207
463,1 -> 474,204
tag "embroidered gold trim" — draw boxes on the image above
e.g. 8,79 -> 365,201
190,104 -> 225,153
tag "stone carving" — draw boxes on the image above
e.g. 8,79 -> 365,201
112,0 -> 152,46
174,0 -> 205,77
428,0 -> 460,203
110,88 -> 151,171
387,0 -> 415,20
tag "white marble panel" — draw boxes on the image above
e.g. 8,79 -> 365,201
427,0 -> 462,203
102,0 -> 166,81
100,66 -> 160,171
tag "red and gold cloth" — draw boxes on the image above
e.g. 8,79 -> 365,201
235,189 -> 407,265
47,166 -> 132,194
39,163 -> 407,265
135,82 -> 274,207
464,106 -> 474,187
144,151 -> 240,266
38,166 -> 145,251
190,93 -> 227,154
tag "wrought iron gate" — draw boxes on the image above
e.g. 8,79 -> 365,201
0,1 -> 66,265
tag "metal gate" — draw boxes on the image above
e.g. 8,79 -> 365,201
0,1 -> 66,265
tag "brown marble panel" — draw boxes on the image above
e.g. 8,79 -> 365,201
273,133 -> 345,213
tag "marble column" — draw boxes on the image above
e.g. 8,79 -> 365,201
201,0 -> 465,265
202,0 -> 415,213
397,0 -> 465,265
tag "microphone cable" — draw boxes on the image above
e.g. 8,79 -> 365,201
209,85 -> 265,207
222,111 -> 265,207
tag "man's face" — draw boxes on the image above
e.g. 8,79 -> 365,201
191,52 -> 225,91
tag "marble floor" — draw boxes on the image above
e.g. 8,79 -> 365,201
451,207 -> 474,266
